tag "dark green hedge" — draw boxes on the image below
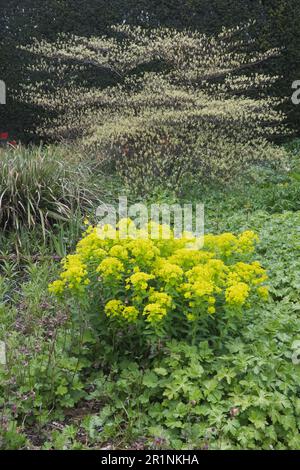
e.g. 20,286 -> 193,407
1,0 -> 299,140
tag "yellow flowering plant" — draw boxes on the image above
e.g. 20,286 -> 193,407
49,219 -> 269,345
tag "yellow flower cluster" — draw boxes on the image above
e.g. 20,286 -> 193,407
225,261 -> 268,306
49,254 -> 89,295
204,231 -> 259,257
105,300 -> 139,322
154,260 -> 184,285
225,282 -> 250,307
128,239 -> 160,264
143,291 -> 173,323
127,271 -> 155,292
97,257 -> 125,280
49,219 -> 268,326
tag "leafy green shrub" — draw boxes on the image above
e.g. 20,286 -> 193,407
0,146 -> 99,236
49,219 -> 268,357
22,24 -> 287,192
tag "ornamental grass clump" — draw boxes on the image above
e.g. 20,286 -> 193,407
49,219 -> 269,349
0,145 -> 100,237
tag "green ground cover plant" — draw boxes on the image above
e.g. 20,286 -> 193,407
0,141 -> 299,449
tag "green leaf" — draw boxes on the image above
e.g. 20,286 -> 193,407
142,371 -> 159,388
56,385 -> 68,396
